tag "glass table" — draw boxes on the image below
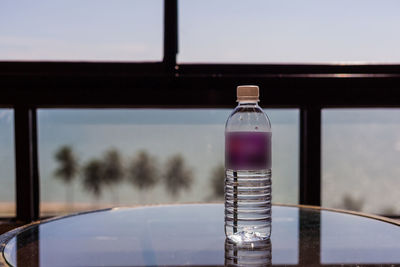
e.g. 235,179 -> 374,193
1,204 -> 400,266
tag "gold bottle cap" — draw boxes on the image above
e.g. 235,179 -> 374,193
237,85 -> 259,102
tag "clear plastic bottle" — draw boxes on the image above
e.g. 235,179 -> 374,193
225,85 -> 272,243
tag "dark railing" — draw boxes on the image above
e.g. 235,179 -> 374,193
1,0 -> 400,222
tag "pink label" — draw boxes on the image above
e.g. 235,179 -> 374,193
225,132 -> 271,170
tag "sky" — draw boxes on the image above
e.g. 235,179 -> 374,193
0,0 -> 163,61
1,0 -> 400,62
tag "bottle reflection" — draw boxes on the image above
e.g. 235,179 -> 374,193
225,238 -> 272,267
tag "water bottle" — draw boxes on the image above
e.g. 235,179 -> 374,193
225,85 -> 272,243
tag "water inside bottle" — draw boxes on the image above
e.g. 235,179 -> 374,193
225,169 -> 271,243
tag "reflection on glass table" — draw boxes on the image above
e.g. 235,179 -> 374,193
1,204 -> 400,266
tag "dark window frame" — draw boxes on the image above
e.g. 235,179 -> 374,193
1,0 -> 400,222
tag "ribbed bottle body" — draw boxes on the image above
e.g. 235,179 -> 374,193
225,169 -> 271,242
225,102 -> 272,243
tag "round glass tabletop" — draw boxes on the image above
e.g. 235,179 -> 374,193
1,204 -> 400,266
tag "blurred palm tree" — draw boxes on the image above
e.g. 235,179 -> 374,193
54,145 -> 79,208
102,148 -> 124,204
342,194 -> 364,212
210,164 -> 225,200
128,150 -> 159,203
382,206 -> 397,216
163,154 -> 193,198
83,159 -> 104,203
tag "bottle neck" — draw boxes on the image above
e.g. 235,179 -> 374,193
238,101 -> 259,107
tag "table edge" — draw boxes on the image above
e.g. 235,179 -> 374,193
0,208 -> 112,267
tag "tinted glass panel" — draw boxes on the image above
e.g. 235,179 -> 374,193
38,109 -> 298,216
0,109 -> 15,217
323,109 -> 400,215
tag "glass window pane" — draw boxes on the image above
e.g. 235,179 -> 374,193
0,0 -> 162,61
323,109 -> 400,215
0,109 -> 15,217
38,109 -> 298,216
267,109 -> 299,204
179,0 -> 400,63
